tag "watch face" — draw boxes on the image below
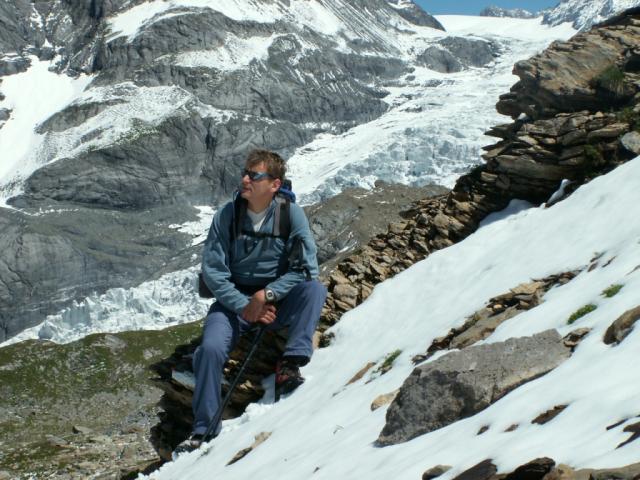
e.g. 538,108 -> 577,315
266,289 -> 275,301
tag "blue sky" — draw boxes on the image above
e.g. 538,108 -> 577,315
414,0 -> 559,15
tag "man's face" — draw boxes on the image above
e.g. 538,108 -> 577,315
240,161 -> 281,208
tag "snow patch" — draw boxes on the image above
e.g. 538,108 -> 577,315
169,205 -> 215,246
0,57 -> 92,204
1,266 -> 210,347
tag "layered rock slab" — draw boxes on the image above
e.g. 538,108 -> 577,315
377,330 -> 571,446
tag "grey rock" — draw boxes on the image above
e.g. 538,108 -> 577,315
417,47 -> 463,73
46,434 -> 69,447
377,330 -> 571,445
386,0 -> 445,30
417,37 -> 499,73
0,108 -> 10,121
621,131 -> 640,154
480,6 -> 537,19
0,56 -> 31,76
73,425 -> 93,435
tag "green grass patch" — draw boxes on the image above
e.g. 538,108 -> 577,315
601,284 -> 624,298
567,304 -> 598,324
593,65 -> 626,96
375,349 -> 402,375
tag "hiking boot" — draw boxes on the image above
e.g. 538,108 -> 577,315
172,434 -> 203,458
275,356 -> 307,401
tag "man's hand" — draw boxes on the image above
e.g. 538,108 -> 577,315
242,290 -> 277,325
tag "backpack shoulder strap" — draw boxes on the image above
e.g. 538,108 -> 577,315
272,195 -> 291,240
231,196 -> 247,241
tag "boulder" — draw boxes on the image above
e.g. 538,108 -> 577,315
603,306 -> 640,345
503,457 -> 555,480
377,330 -> 571,446
422,465 -> 452,480
621,131 -> 640,154
497,18 -> 640,119
451,460 -> 497,480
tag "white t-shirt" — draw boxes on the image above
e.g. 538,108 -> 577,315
246,208 -> 268,232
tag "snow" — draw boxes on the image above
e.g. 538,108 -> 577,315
544,0 -> 640,30
0,81 -> 234,205
106,0 -> 340,42
169,205 -> 215,246
173,33 -> 280,70
0,57 -> 92,204
1,266 -> 210,347
146,156 -> 640,479
287,16 -> 576,205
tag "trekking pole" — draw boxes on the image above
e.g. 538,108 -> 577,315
202,324 -> 267,442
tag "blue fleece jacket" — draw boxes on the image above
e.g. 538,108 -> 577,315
201,195 -> 320,314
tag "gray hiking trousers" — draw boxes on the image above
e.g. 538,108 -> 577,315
192,280 -> 327,436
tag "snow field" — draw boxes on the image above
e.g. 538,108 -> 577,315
0,57 -> 92,203
148,156 -> 640,479
287,16 -> 577,204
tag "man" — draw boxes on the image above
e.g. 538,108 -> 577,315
177,149 -> 326,453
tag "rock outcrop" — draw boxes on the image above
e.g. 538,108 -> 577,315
413,272 -> 579,361
376,330 -> 572,446
480,6 -> 537,19
499,10 -> 640,119
416,37 -> 500,73
603,305 -> 640,344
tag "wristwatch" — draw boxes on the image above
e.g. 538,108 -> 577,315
265,288 -> 276,303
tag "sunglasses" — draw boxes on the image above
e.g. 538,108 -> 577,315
241,169 -> 273,181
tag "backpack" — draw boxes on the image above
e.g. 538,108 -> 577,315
198,180 -> 296,299
232,178 -> 295,242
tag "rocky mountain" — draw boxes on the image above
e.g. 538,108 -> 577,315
0,0 -> 572,343
480,5 -> 537,19
1,6 -> 639,479
386,0 -> 445,28
151,5 -> 640,465
0,0 -> 445,342
543,0 -> 640,30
